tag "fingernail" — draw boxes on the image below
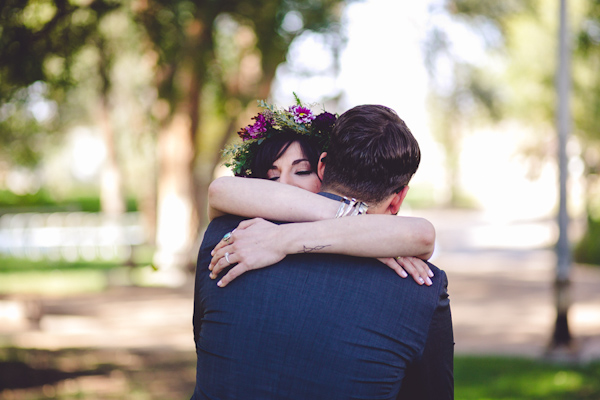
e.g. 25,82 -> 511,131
426,277 -> 433,286
211,250 -> 214,256
210,273 -> 215,279
428,270 -> 434,278
400,270 -> 408,278
418,277 -> 424,285
208,265 -> 212,271
217,280 -> 223,287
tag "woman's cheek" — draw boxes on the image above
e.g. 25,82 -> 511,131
312,180 -> 322,193
305,176 -> 321,193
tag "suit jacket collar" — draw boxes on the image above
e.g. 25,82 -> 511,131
318,192 -> 345,202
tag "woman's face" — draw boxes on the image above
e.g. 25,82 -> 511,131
267,141 -> 321,193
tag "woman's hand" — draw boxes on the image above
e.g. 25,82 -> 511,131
209,218 -> 288,287
377,256 -> 434,286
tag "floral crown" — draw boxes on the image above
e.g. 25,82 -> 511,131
222,95 -> 337,177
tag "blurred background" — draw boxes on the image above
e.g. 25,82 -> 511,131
1,0 -> 599,398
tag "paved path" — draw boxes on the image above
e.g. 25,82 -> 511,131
439,251 -> 600,361
424,208 -> 600,361
1,209 -> 599,362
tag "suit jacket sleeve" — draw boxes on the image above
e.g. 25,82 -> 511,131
396,269 -> 454,400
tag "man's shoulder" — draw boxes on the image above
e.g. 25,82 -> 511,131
207,214 -> 248,229
280,253 -> 446,304
423,261 -> 450,308
425,261 -> 447,283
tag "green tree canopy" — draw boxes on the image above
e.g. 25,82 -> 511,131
0,0 -> 351,272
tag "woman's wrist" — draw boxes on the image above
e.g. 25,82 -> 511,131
278,223 -> 304,255
279,222 -> 327,255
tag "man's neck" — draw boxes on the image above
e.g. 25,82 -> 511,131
319,184 -> 356,202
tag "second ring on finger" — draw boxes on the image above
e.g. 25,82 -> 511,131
212,252 -> 233,279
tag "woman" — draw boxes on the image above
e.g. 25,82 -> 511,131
207,101 -> 435,287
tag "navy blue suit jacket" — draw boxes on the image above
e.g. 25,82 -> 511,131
191,215 -> 453,400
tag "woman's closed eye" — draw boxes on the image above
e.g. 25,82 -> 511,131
263,143 -> 321,192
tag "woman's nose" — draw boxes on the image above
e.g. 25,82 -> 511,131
279,174 -> 291,185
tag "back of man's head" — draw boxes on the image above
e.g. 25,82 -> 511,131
321,104 -> 421,205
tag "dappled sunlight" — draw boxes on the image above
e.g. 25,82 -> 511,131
572,304 -> 600,335
465,221 -> 557,250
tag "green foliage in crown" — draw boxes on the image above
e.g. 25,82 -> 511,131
223,96 -> 336,177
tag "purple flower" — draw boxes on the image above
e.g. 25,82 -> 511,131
312,112 -> 336,135
289,105 -> 315,124
239,113 -> 270,141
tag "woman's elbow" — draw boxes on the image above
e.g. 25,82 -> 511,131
208,177 -> 230,205
419,219 -> 436,258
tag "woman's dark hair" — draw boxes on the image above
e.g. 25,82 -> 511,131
249,130 -> 322,179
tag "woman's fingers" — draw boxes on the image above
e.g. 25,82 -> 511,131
209,220 -> 283,286
396,256 -> 433,286
211,231 -> 235,256
209,249 -> 249,285
377,256 -> 434,287
216,264 -> 250,287
210,245 -> 234,277
377,257 -> 408,278
237,217 -> 264,229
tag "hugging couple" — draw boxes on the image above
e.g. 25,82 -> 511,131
190,102 -> 454,399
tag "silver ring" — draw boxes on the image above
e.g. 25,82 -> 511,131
223,232 -> 232,242
225,252 -> 231,264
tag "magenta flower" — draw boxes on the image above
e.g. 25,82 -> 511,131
289,105 -> 315,124
239,113 -> 270,141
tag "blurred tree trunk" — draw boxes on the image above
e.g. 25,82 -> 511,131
154,110 -> 196,276
146,6 -> 214,278
550,0 -> 572,350
98,94 -> 126,217
98,39 -> 126,217
134,0 -> 349,279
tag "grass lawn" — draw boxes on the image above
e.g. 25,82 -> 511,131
1,351 -> 599,399
0,254 -> 156,294
455,356 -> 600,400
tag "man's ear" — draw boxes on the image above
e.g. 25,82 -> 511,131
389,186 -> 410,215
317,152 -> 327,181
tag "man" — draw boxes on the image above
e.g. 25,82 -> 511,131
191,105 -> 454,399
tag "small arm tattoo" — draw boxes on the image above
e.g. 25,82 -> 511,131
299,244 -> 331,253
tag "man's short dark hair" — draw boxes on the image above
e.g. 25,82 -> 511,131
321,104 -> 421,204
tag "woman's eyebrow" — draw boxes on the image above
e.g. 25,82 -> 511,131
292,158 -> 310,166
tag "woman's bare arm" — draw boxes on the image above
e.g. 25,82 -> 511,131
208,176 -> 435,260
207,176 -> 436,286
208,176 -> 336,222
